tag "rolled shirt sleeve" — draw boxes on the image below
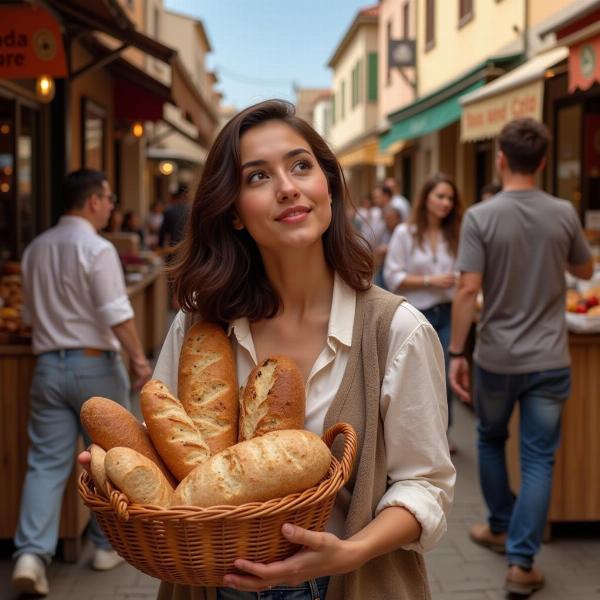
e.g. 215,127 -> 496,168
89,246 -> 134,328
383,224 -> 410,292
376,315 -> 456,552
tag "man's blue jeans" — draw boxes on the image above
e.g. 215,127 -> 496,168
474,365 -> 570,569
13,349 -> 130,563
217,577 -> 329,600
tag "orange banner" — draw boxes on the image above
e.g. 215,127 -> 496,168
569,35 -> 600,93
0,5 -> 67,79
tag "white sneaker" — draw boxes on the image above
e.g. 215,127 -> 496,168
12,553 -> 49,596
92,548 -> 125,571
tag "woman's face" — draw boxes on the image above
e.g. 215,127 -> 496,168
426,182 -> 454,221
235,120 -> 331,252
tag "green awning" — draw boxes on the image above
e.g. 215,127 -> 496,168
380,80 -> 484,150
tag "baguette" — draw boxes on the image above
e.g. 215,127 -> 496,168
89,444 -> 108,497
104,447 -> 174,507
239,355 -> 305,441
172,429 -> 331,507
178,321 -> 238,454
140,379 -> 211,481
80,396 -> 177,486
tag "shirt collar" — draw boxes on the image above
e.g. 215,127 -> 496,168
226,272 -> 356,351
59,215 -> 97,234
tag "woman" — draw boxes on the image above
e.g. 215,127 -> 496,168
84,100 -> 454,600
383,173 -> 463,447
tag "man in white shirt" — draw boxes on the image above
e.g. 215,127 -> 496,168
12,170 -> 153,597
384,177 -> 411,223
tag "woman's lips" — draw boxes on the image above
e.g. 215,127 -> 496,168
275,206 -> 311,223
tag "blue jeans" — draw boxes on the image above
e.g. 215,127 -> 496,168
14,349 -> 130,563
474,365 -> 570,569
422,302 -> 452,426
217,578 -> 329,600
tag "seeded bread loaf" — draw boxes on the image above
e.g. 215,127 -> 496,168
140,379 -> 211,481
178,321 -> 238,454
80,396 -> 177,486
104,447 -> 174,507
171,429 -> 331,507
239,356 -> 305,441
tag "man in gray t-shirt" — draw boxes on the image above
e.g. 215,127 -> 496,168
448,118 -> 593,595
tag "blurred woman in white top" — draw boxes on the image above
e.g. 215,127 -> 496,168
383,173 -> 463,441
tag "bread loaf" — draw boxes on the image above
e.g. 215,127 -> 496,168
239,356 -> 305,441
140,379 -> 211,481
89,444 -> 108,497
178,321 -> 238,454
104,447 -> 174,507
80,396 -> 177,486
172,429 -> 331,507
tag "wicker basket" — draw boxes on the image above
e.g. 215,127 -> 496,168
78,422 -> 357,586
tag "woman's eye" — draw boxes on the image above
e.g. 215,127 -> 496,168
247,171 -> 267,184
292,159 -> 312,173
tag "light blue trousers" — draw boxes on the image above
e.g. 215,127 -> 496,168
14,349 -> 130,563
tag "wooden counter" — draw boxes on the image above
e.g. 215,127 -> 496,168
0,266 -> 168,560
507,333 -> 600,523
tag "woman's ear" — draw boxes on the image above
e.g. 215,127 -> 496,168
232,214 -> 245,230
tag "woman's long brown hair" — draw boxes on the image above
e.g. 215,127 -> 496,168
170,99 -> 373,325
410,172 -> 463,256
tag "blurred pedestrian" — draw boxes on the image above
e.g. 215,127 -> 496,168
383,173 -> 463,449
146,200 -> 166,249
122,210 -> 146,249
374,204 -> 403,288
159,184 -> 191,250
479,182 -> 502,202
448,118 -> 594,595
12,169 -> 153,596
105,205 -> 123,233
385,176 -> 411,222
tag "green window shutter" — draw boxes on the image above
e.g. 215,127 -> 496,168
332,94 -> 336,125
352,65 -> 358,108
368,52 -> 378,101
341,81 -> 346,119
357,59 -> 362,104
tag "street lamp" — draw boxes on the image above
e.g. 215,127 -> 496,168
35,75 -> 55,102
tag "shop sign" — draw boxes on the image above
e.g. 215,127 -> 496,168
461,80 -> 543,142
569,36 -> 600,92
0,6 -> 67,79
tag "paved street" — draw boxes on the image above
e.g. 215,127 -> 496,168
1,401 -> 599,599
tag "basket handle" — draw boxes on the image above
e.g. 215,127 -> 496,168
322,422 -> 357,485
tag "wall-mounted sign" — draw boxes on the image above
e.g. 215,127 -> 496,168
0,6 -> 67,79
569,35 -> 600,92
461,80 -> 543,142
389,39 -> 416,69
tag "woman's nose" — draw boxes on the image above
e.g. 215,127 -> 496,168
275,174 -> 300,202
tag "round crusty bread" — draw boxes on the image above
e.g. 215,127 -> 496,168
80,396 -> 177,486
140,379 -> 211,481
178,321 -> 238,454
104,447 -> 174,507
172,429 -> 331,507
239,355 -> 305,441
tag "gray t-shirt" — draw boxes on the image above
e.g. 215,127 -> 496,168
457,189 -> 592,374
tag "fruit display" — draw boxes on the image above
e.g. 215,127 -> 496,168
566,287 -> 600,315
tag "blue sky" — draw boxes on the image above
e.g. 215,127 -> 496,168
165,0 -> 372,109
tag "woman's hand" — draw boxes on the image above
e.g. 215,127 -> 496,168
222,523 -> 364,592
430,273 -> 457,289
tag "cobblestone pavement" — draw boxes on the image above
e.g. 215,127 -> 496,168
1,402 -> 599,599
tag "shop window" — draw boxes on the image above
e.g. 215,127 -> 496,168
425,0 -> 435,51
81,98 -> 106,171
0,99 -> 15,260
555,103 -> 582,214
459,0 -> 474,28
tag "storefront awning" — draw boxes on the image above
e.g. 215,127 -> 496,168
338,137 -> 393,168
379,80 -> 484,150
460,46 -> 568,142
